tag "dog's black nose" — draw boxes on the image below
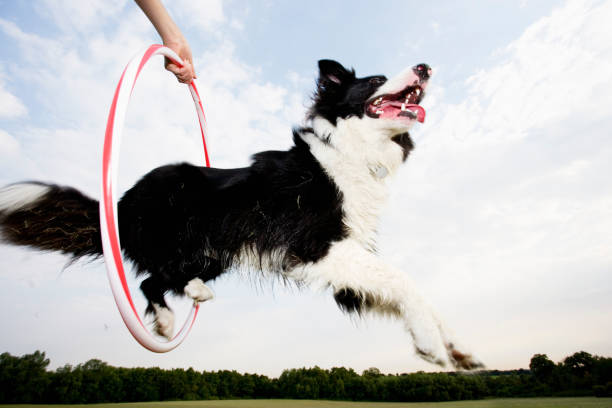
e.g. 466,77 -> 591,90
413,63 -> 432,81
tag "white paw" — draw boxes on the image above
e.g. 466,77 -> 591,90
406,309 -> 483,370
405,314 -> 452,367
152,304 -> 175,339
446,341 -> 484,370
184,278 -> 214,303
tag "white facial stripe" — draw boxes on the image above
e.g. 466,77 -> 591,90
371,67 -> 428,99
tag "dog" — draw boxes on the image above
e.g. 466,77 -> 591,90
0,60 -> 481,369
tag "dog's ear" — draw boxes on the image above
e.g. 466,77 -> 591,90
317,60 -> 354,87
310,60 -> 357,124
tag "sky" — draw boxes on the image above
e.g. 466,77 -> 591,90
0,0 -> 611,377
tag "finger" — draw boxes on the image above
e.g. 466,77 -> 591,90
178,66 -> 193,83
176,69 -> 193,84
166,64 -> 192,84
166,63 -> 181,75
185,58 -> 197,79
180,59 -> 196,80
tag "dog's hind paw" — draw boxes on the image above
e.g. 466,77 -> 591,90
184,278 -> 214,303
152,304 -> 175,339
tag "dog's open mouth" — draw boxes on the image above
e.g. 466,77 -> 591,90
365,85 -> 426,124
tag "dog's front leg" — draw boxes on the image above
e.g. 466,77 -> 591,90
291,239 -> 481,369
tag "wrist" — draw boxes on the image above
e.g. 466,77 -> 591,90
162,33 -> 185,48
160,28 -> 183,43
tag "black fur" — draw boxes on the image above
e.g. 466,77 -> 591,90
118,131 -> 347,311
0,60 -> 404,315
391,132 -> 415,161
334,288 -> 366,314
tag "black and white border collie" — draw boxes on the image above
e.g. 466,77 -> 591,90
0,60 -> 481,369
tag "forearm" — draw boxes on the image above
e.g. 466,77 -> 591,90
135,0 -> 183,43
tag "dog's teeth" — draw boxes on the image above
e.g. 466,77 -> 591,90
416,88 -> 421,95
401,103 -> 406,111
374,97 -> 383,106
376,110 -> 384,115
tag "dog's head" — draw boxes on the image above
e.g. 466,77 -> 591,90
308,60 -> 431,162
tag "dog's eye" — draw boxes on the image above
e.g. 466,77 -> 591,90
369,77 -> 386,85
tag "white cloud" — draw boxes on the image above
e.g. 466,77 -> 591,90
186,44 -> 306,168
1,0 -> 611,375
381,0 -> 612,368
439,0 -> 612,145
0,67 -> 27,119
430,21 -> 440,34
0,18 -> 64,66
0,129 -> 20,156
35,0 -> 128,34
0,84 -> 27,119
172,0 -> 225,30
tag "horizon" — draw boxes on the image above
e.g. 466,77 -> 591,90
2,347 -> 602,375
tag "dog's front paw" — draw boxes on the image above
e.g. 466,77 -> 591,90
184,278 -> 214,303
152,304 -> 175,339
405,315 -> 452,367
446,342 -> 484,370
404,304 -> 483,370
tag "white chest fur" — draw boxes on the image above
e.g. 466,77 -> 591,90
304,117 -> 405,251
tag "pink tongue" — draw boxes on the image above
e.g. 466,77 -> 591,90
405,104 -> 426,123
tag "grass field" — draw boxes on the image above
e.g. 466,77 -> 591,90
2,397 -> 611,408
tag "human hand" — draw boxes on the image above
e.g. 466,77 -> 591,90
163,37 -> 196,84
134,0 -> 196,83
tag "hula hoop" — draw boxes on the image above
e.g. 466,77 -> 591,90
100,44 -> 210,352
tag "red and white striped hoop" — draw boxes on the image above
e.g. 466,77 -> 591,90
100,45 -> 210,352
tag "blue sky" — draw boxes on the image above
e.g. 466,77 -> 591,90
1,0 -> 611,376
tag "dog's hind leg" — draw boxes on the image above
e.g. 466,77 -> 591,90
182,256 -> 221,302
291,239 -> 482,370
140,257 -> 220,339
140,276 -> 175,339
184,278 -> 214,302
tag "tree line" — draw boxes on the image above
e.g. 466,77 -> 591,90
0,350 -> 611,404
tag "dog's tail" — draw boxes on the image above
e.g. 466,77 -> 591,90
0,182 -> 102,260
